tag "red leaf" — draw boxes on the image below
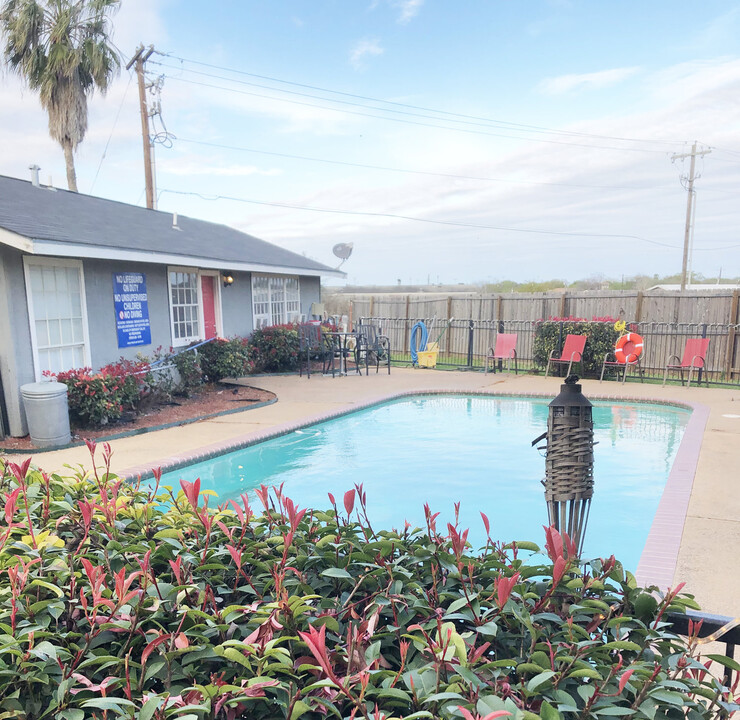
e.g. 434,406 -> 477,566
226,544 -> 242,567
174,633 -> 189,649
619,668 -> 635,693
179,478 -> 201,510
141,633 -> 171,666
344,489 -> 355,517
480,511 -> 490,536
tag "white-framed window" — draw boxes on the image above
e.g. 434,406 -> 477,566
23,257 -> 91,379
251,274 -> 301,328
168,267 -> 201,346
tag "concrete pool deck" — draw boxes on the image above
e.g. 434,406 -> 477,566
30,368 -> 740,617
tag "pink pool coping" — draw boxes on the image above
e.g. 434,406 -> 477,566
121,389 -> 708,590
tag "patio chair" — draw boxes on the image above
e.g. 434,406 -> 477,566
356,322 -> 391,375
485,333 -> 518,374
545,334 -> 586,379
600,332 -> 644,385
662,338 -> 710,387
298,323 -> 333,378
600,353 -> 642,384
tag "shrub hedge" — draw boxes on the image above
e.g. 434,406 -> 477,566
0,450 -> 736,720
197,337 -> 255,382
533,319 -> 621,378
249,325 -> 300,373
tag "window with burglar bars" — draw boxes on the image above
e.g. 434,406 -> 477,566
252,274 -> 301,327
168,269 -> 201,345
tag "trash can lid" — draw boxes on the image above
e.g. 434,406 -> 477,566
20,381 -> 68,398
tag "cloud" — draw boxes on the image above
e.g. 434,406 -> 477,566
393,0 -> 424,24
350,38 -> 384,69
538,67 -> 641,95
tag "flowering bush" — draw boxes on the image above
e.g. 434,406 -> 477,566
0,450 -> 736,720
533,318 -> 621,377
249,324 -> 300,372
198,337 -> 255,381
54,359 -> 152,427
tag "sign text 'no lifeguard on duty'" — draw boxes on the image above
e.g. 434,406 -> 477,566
112,272 -> 152,348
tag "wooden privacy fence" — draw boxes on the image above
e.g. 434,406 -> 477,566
360,316 -> 740,385
332,288 -> 740,327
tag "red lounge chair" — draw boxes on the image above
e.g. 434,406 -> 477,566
600,352 -> 642,385
600,332 -> 645,385
545,334 -> 586,378
485,333 -> 518,374
663,338 -> 710,387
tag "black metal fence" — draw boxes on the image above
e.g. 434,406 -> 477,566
361,317 -> 740,385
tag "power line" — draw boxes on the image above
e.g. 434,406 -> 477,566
159,71 -> 673,155
158,187 -> 691,248
175,137 -> 671,191
89,72 -> 133,194
158,52 -> 686,148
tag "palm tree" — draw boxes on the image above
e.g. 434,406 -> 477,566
1,0 -> 121,191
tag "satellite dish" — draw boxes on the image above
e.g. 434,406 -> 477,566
332,242 -> 353,269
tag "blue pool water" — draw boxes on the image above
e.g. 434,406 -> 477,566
160,395 -> 689,570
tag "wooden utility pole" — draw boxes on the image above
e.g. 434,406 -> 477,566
671,142 -> 711,291
126,45 -> 156,210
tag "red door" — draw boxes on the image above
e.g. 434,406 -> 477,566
201,276 -> 217,339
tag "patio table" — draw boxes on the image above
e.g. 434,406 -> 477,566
326,332 -> 360,376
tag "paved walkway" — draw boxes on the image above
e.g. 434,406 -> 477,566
32,369 -> 740,617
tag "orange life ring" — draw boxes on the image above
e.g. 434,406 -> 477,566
614,332 -> 644,364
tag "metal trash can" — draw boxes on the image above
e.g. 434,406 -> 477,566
20,381 -> 71,448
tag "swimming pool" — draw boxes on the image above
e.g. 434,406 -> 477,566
160,394 -> 690,570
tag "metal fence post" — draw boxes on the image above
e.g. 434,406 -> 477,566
468,320 -> 475,368
699,323 -> 708,384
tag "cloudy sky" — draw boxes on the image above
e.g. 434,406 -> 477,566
2,0 -> 739,286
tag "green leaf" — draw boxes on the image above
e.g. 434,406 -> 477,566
508,540 -> 540,552
476,621 -> 499,637
633,593 -> 658,621
58,711 -> 84,720
602,641 -> 642,653
593,708 -> 636,716
30,641 -> 58,660
569,668 -> 603,680
706,654 -> 740,674
320,567 -> 352,579
289,700 -> 313,719
28,579 -> 64,598
375,688 -> 412,701
540,700 -> 562,720
647,689 -> 684,705
527,670 -> 556,692
423,691 -> 465,704
446,596 -> 474,614
81,697 -> 136,710
152,528 -> 183,539
140,695 -> 162,720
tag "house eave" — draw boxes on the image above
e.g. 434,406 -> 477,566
3,236 -> 347,278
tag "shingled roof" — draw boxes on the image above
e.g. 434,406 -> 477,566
0,174 -> 342,278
